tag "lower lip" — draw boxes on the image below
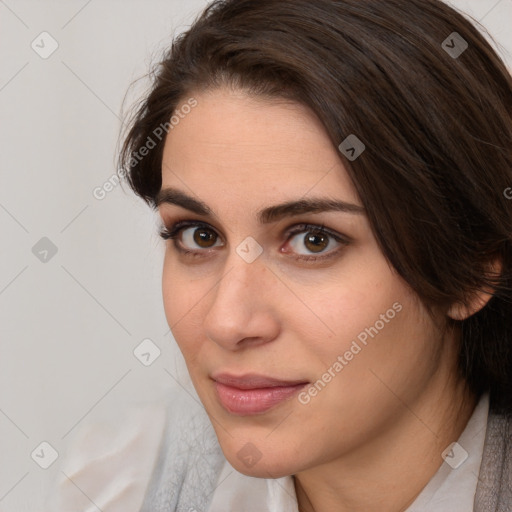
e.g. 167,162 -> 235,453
213,381 -> 308,415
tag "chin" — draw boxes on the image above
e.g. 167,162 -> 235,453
214,433 -> 304,479
228,453 -> 298,479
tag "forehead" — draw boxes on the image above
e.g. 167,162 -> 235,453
160,87 -> 360,206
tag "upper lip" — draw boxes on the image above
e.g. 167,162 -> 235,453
211,372 -> 309,389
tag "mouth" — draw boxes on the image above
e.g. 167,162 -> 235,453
211,372 -> 309,416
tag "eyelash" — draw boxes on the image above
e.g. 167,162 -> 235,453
158,220 -> 349,263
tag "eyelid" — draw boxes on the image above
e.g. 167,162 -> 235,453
283,223 -> 351,245
280,223 -> 350,263
159,219 -> 224,244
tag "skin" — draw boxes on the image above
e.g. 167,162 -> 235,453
157,86 -> 482,512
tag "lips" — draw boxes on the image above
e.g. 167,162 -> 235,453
211,372 -> 309,415
212,372 -> 308,389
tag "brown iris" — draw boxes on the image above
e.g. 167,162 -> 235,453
304,231 -> 329,253
194,227 -> 217,248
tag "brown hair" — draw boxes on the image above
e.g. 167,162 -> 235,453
118,0 -> 512,413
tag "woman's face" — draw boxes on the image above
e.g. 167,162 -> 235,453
158,87 -> 451,478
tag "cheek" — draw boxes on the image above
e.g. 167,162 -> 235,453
162,258 -> 207,360
292,258 -> 405,365
291,291 -> 438,457
293,257 -> 438,411
303,283 -> 438,417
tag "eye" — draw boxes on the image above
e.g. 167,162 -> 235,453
159,220 -> 223,253
283,224 -> 348,261
159,219 -> 349,262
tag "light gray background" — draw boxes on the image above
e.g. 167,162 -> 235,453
0,1 -> 511,510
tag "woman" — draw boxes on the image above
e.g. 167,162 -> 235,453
117,0 -> 512,510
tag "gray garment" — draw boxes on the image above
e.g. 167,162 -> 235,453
139,394 -> 225,512
474,407 -> 512,511
140,394 -> 511,512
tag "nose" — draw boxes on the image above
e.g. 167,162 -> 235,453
202,252 -> 281,351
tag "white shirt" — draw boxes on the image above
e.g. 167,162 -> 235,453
207,393 -> 490,512
46,401 -> 169,512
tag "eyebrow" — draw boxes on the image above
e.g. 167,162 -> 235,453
155,187 -> 365,224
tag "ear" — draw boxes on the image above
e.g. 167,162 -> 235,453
447,257 -> 502,321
